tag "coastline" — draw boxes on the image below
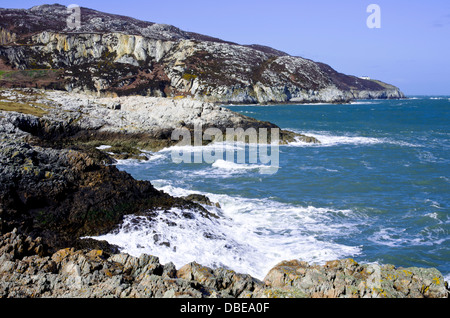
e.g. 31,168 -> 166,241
1,229 -> 448,298
0,88 -> 448,298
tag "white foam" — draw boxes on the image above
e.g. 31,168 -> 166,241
113,152 -> 168,166
287,130 -> 420,148
96,145 -> 112,150
425,199 -> 445,210
349,101 -> 381,105
159,141 -> 245,154
368,228 -> 407,247
425,213 -> 440,222
297,166 -> 339,173
212,159 -> 276,173
444,273 -> 450,284
289,131 -> 384,147
113,158 -> 143,166
417,150 -> 447,164
144,153 -> 167,162
90,182 -> 362,280
368,226 -> 446,247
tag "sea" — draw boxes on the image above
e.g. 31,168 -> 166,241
91,96 -> 450,282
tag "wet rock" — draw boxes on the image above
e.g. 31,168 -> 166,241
0,108 -> 205,252
183,194 -> 221,209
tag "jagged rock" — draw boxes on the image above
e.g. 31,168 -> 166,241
177,262 -> 263,298
183,194 -> 221,208
0,107 -> 209,252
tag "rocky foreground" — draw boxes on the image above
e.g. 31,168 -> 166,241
1,230 -> 448,298
0,88 -> 448,298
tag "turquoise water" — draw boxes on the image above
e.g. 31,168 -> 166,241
95,97 -> 449,281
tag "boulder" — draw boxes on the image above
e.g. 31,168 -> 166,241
183,194 -> 221,208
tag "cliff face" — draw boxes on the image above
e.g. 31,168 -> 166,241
0,4 -> 404,104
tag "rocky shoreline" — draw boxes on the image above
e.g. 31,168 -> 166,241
1,230 -> 448,298
0,4 -> 445,300
0,88 -> 448,298
1,88 -> 298,251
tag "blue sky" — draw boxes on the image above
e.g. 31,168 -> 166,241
2,0 -> 450,95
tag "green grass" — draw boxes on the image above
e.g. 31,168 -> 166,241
0,101 -> 48,117
0,69 -> 61,81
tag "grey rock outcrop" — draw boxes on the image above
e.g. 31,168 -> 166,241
0,4 -> 405,104
0,88 -> 319,150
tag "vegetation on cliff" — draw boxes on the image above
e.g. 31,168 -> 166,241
0,4 -> 405,104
